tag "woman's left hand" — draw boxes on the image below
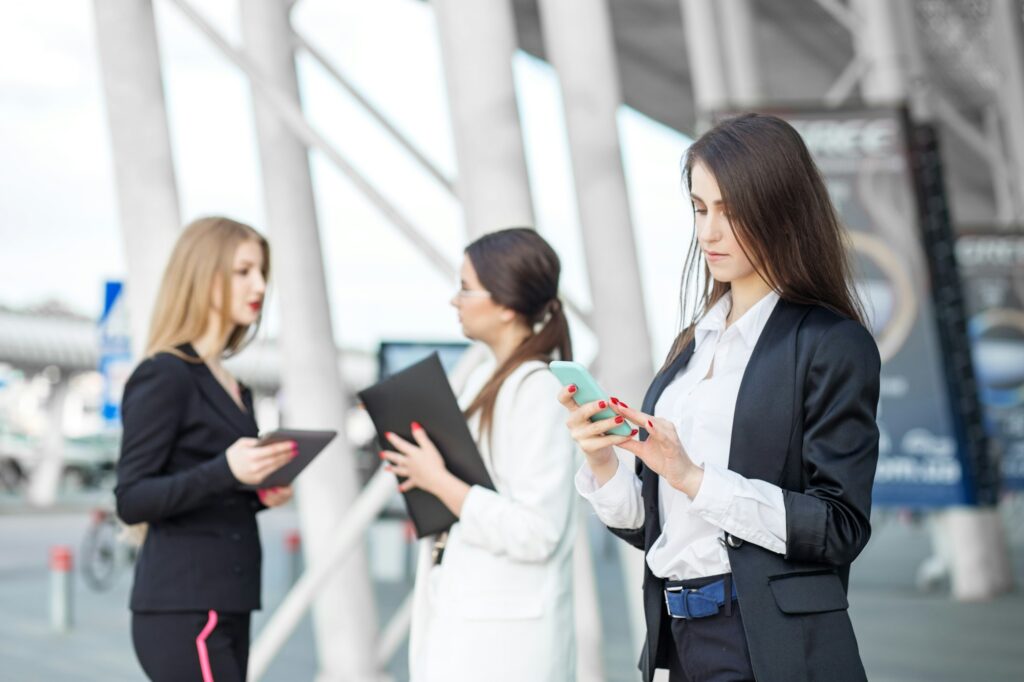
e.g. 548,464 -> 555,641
381,422 -> 451,494
257,485 -> 293,508
609,401 -> 705,497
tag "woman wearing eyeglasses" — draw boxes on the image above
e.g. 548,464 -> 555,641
380,228 -> 578,682
560,114 -> 881,682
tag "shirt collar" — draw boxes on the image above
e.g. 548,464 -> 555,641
694,290 -> 781,349
694,293 -> 732,346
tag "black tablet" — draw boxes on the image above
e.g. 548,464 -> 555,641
241,428 -> 337,490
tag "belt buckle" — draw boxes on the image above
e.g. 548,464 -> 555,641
664,585 -> 692,619
665,583 -> 723,619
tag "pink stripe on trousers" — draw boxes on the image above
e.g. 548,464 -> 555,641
195,610 -> 219,682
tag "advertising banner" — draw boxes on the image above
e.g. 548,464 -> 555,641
956,232 -> 1024,490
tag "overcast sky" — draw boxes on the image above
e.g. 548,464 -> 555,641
0,0 -> 694,365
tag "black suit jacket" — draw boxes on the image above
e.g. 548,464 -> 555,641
609,301 -> 880,682
115,344 -> 266,613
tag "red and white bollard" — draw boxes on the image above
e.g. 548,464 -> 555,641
284,530 -> 301,587
49,545 -> 73,632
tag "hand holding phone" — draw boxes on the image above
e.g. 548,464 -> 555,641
548,361 -> 633,436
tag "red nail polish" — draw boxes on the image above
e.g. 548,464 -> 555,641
411,421 -> 422,431
647,420 -> 654,429
621,401 -> 629,408
568,384 -> 577,394
614,416 -> 624,424
379,451 -> 387,460
258,489 -> 268,503
598,401 -> 607,409
610,397 -> 619,405
630,428 -> 638,436
385,431 -> 394,439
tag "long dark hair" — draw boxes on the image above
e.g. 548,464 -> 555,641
463,228 -> 572,438
664,113 -> 866,369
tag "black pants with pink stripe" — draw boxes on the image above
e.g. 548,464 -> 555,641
132,610 -> 251,681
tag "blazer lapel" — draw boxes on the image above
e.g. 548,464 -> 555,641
182,345 -> 259,437
728,300 -> 809,484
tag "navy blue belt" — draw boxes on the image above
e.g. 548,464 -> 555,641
664,577 -> 738,619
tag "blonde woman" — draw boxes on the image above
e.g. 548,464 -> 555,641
382,228 -> 578,682
115,217 -> 296,682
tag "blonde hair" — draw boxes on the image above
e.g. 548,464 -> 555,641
146,216 -> 269,360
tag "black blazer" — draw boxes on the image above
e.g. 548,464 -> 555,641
115,344 -> 266,613
609,301 -> 880,682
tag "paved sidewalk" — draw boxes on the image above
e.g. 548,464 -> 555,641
1,496 -> 1021,681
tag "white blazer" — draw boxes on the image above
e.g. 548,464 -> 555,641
409,359 -> 578,682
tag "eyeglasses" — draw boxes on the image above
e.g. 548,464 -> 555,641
454,286 -> 491,300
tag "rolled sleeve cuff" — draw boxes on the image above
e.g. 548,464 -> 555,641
689,462 -> 730,519
575,456 -> 643,529
692,462 -> 787,555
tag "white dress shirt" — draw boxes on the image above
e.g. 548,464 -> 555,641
576,290 -> 789,580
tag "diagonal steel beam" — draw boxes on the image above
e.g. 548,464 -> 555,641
291,30 -> 456,195
166,0 -> 456,281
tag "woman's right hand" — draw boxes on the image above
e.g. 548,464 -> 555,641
557,386 -> 637,480
225,438 -> 297,486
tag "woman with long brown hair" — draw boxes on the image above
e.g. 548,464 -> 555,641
560,114 -> 881,682
115,217 -> 296,681
380,228 -> 578,681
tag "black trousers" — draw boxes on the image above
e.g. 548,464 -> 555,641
132,610 -> 251,682
665,574 -> 756,682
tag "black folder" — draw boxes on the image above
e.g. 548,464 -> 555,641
358,353 -> 494,538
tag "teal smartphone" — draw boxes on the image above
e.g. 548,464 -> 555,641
548,360 -> 633,436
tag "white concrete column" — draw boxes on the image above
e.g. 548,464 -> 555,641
537,0 -> 655,669
852,0 -> 908,104
718,0 -> 761,107
938,507 -> 1014,600
991,0 -> 1024,220
431,0 -> 534,239
536,0 -> 654,412
93,0 -> 181,358
26,371 -> 69,507
679,0 -> 730,128
240,1 -> 380,679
